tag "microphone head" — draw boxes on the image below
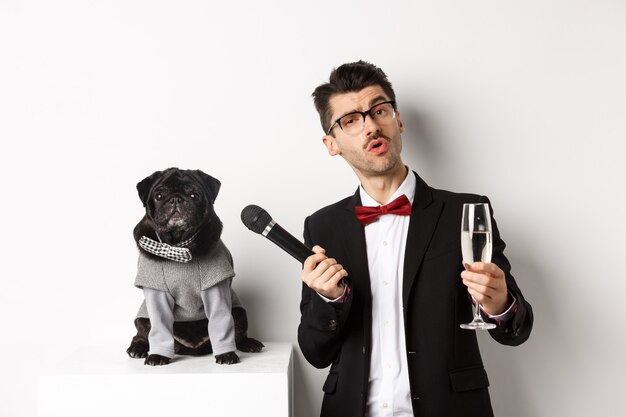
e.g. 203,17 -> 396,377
241,204 -> 273,234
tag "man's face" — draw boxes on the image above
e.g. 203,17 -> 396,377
323,85 -> 405,180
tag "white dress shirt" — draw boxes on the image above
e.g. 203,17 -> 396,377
361,170 -> 416,417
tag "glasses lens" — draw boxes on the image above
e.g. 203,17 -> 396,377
338,113 -> 365,134
370,102 -> 395,122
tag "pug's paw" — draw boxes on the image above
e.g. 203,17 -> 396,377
144,354 -> 171,366
215,351 -> 240,365
237,337 -> 264,353
126,341 -> 149,359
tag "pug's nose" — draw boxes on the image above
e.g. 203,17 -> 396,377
169,196 -> 184,204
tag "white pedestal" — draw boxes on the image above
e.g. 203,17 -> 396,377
38,342 -> 292,417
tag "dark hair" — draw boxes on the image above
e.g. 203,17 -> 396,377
312,60 -> 396,134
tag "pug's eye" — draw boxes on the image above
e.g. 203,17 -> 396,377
190,193 -> 198,199
155,193 -> 163,201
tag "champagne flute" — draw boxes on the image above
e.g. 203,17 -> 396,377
460,203 -> 496,330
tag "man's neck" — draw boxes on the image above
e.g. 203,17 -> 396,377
358,165 -> 409,205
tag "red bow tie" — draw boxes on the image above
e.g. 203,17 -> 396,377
354,194 -> 412,225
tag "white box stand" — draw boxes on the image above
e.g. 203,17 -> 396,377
39,342 -> 292,417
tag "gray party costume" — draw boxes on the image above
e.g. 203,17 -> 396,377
134,239 -> 237,357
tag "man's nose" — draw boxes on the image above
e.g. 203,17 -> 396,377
363,113 -> 381,137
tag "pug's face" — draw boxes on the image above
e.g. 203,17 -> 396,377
151,175 -> 206,232
136,168 -> 221,244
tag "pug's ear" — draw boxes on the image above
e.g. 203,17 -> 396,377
192,170 -> 221,203
136,170 -> 163,206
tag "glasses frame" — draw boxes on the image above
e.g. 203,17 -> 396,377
326,100 -> 397,136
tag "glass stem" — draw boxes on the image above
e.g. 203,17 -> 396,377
472,296 -> 483,321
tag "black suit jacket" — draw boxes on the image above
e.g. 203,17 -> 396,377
297,172 -> 533,417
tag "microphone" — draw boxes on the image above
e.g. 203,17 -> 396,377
240,204 -> 314,263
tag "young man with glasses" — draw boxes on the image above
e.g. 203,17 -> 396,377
298,61 -> 533,417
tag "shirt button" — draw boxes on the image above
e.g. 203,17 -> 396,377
382,241 -> 388,246
382,402 -> 388,408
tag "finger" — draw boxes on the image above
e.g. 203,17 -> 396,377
469,262 -> 504,278
462,267 -> 508,297
312,260 -> 342,286
318,267 -> 348,294
461,270 -> 498,289
303,246 -> 328,273
463,279 -> 502,298
463,277 -> 509,308
302,251 -> 328,273
305,258 -> 338,286
467,287 -> 492,304
311,245 -> 326,255
301,256 -> 331,287
310,263 -> 345,294
463,266 -> 504,288
327,265 -> 348,287
462,278 -> 494,297
467,285 -> 510,316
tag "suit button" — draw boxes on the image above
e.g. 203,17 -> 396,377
329,319 -> 337,331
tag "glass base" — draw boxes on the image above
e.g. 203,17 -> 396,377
460,321 -> 496,330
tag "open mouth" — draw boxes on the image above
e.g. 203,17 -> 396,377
367,138 -> 388,154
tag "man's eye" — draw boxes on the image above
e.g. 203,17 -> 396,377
372,105 -> 389,117
341,115 -> 359,127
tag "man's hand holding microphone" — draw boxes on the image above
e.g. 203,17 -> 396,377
301,246 -> 348,301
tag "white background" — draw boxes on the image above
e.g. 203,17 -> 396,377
1,1 -> 625,416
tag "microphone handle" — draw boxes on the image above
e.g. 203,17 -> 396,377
265,223 -> 314,264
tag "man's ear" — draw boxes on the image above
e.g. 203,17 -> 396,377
396,111 -> 405,133
322,135 -> 341,156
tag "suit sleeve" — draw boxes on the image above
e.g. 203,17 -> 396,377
484,196 -> 534,346
297,215 -> 353,369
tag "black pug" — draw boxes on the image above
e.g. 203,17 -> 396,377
126,168 -> 263,365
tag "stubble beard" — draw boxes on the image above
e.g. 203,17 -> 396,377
346,134 -> 403,178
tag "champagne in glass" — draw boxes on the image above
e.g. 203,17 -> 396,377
461,230 -> 492,267
460,203 -> 496,330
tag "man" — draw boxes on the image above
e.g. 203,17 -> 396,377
298,61 -> 533,417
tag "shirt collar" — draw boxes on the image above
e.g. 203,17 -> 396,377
359,166 -> 416,207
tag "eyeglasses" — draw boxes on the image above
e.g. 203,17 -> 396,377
326,100 -> 397,136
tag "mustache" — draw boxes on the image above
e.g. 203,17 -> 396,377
364,132 -> 391,149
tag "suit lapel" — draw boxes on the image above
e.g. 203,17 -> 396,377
337,191 -> 371,295
402,173 -> 443,308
